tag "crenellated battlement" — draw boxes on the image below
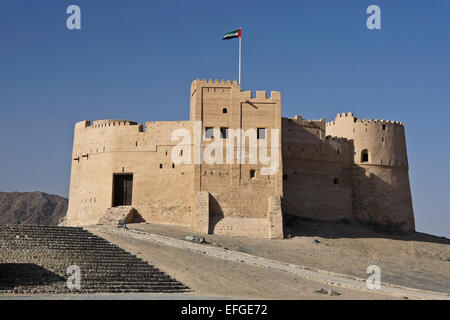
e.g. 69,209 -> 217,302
324,135 -> 350,144
326,112 -> 404,127
190,79 -> 280,101
75,119 -> 143,132
191,79 -> 239,94
241,90 -> 281,101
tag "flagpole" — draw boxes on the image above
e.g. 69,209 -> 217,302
238,27 -> 242,85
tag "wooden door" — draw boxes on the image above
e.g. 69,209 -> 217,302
113,174 -> 133,206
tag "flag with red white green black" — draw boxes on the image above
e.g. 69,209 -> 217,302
223,28 -> 241,40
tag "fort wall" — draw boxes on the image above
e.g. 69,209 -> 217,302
66,119 -> 195,227
66,80 -> 415,237
281,117 -> 354,221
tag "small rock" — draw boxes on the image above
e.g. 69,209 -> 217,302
329,290 -> 341,296
403,296 -> 409,299
314,239 -> 321,244
315,288 -> 328,294
235,246 -> 244,252
185,235 -> 205,243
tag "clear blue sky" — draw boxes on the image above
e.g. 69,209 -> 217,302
0,1 -> 449,237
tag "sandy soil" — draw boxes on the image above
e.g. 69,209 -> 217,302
111,218 -> 450,294
88,226 -> 399,300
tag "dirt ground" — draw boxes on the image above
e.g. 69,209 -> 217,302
122,218 -> 450,294
89,227 -> 398,299
86,218 -> 450,299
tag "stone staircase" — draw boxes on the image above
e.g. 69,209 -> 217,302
0,225 -> 189,294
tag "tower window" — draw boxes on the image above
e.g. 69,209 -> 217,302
220,127 -> 228,139
159,163 -> 163,169
222,108 -> 227,114
257,128 -> 266,139
205,127 -> 214,139
361,149 -> 369,163
382,124 -> 387,131
172,163 -> 175,169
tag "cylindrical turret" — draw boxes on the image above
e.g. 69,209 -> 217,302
326,113 -> 415,232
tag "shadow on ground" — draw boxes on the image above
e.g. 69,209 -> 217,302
283,214 -> 450,245
0,263 -> 65,290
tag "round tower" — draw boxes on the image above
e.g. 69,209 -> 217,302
326,113 -> 415,232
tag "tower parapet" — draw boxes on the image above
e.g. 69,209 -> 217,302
326,113 -> 408,168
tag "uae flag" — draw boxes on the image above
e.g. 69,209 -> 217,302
223,28 -> 241,40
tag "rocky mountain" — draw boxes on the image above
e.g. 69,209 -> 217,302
0,192 -> 67,226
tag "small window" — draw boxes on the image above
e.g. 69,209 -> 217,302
257,128 -> 266,139
222,108 -> 227,114
382,124 -> 387,131
172,163 -> 175,169
361,149 -> 369,163
180,149 -> 183,156
220,127 -> 228,139
337,149 -> 340,154
159,163 -> 163,169
205,127 -> 214,139
381,137 -> 385,142
334,177 -> 339,185
250,169 -> 255,179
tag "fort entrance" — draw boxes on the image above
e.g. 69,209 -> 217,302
112,174 -> 133,207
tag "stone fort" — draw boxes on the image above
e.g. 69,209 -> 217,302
66,79 -> 415,238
